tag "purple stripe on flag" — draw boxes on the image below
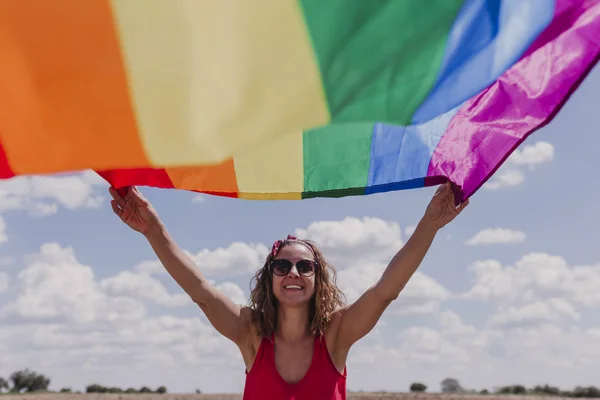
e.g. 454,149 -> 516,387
427,0 -> 600,202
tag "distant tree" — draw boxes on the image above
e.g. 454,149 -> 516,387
512,385 -> 526,394
533,384 -> 560,395
86,384 -> 126,393
409,382 -> 427,393
0,377 -> 9,393
139,386 -> 152,393
86,384 -> 104,393
60,388 -> 72,393
573,386 -> 600,398
9,369 -> 50,393
441,378 -> 463,394
156,386 -> 167,394
496,386 -> 510,394
125,388 -> 137,393
195,388 -> 202,394
479,389 -> 489,395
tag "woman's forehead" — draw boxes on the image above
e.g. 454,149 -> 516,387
276,242 -> 314,260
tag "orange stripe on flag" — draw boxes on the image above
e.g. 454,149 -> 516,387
165,160 -> 239,196
0,0 -> 149,175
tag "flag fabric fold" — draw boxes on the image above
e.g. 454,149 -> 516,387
0,0 -> 598,202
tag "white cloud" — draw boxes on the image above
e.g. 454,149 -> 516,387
100,271 -> 191,308
135,259 -> 164,275
490,299 -> 581,327
460,252 -> 600,336
346,299 -> 600,391
135,242 -> 268,278
0,242 -> 244,393
1,243 -> 147,324
484,168 -> 525,190
484,141 -> 554,190
295,216 -> 403,263
438,310 -> 476,336
508,141 -> 555,169
294,217 -> 448,315
463,253 -> 600,308
0,170 -> 108,217
465,228 -> 526,245
347,320 -> 600,393
0,271 -> 9,293
349,310 -> 492,382
191,242 -> 268,277
214,282 -> 247,306
192,194 -> 205,204
0,215 -> 7,244
337,261 -> 449,316
5,214 -> 600,394
2,216 -> 600,394
395,273 -> 451,315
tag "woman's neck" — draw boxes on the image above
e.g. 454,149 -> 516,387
276,306 -> 311,343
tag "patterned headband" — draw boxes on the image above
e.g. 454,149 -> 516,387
270,234 -> 314,257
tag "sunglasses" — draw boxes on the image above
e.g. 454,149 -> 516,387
271,258 -> 317,277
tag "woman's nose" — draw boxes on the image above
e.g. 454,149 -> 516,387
287,265 -> 300,277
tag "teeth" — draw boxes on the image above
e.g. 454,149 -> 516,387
285,285 -> 303,290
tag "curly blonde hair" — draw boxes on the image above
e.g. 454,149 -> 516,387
248,239 -> 346,338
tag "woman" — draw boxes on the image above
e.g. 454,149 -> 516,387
109,182 -> 468,399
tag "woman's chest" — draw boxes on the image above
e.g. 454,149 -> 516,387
274,339 -> 315,384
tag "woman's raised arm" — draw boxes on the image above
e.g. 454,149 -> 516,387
109,186 -> 254,348
332,183 -> 469,354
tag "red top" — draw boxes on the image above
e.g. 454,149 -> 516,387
243,334 -> 347,400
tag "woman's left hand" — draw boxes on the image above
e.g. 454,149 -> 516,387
422,182 -> 469,230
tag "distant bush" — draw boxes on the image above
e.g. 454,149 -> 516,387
86,384 -> 106,393
409,382 -> 427,392
496,384 -> 526,394
85,384 -> 167,394
5,366 -> 600,398
156,386 -> 167,394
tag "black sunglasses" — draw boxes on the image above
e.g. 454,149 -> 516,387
271,259 -> 317,277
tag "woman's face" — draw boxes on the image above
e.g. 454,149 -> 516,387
271,243 -> 317,308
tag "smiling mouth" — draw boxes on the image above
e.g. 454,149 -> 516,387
284,284 -> 304,290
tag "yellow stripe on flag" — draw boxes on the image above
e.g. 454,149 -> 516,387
234,130 -> 304,200
109,0 -> 329,166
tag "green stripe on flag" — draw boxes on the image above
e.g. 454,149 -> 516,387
298,0 -> 464,125
302,122 -> 374,198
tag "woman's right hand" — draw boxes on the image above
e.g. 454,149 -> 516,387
109,186 -> 162,236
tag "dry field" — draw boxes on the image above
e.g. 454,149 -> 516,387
1,393 -> 598,400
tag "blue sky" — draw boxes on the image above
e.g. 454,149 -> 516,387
0,65 -> 599,395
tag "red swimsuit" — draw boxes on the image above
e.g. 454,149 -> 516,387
243,335 -> 347,399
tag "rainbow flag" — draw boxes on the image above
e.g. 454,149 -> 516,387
1,0 -> 599,202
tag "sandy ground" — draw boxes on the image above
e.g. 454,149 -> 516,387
0,393 -> 595,400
